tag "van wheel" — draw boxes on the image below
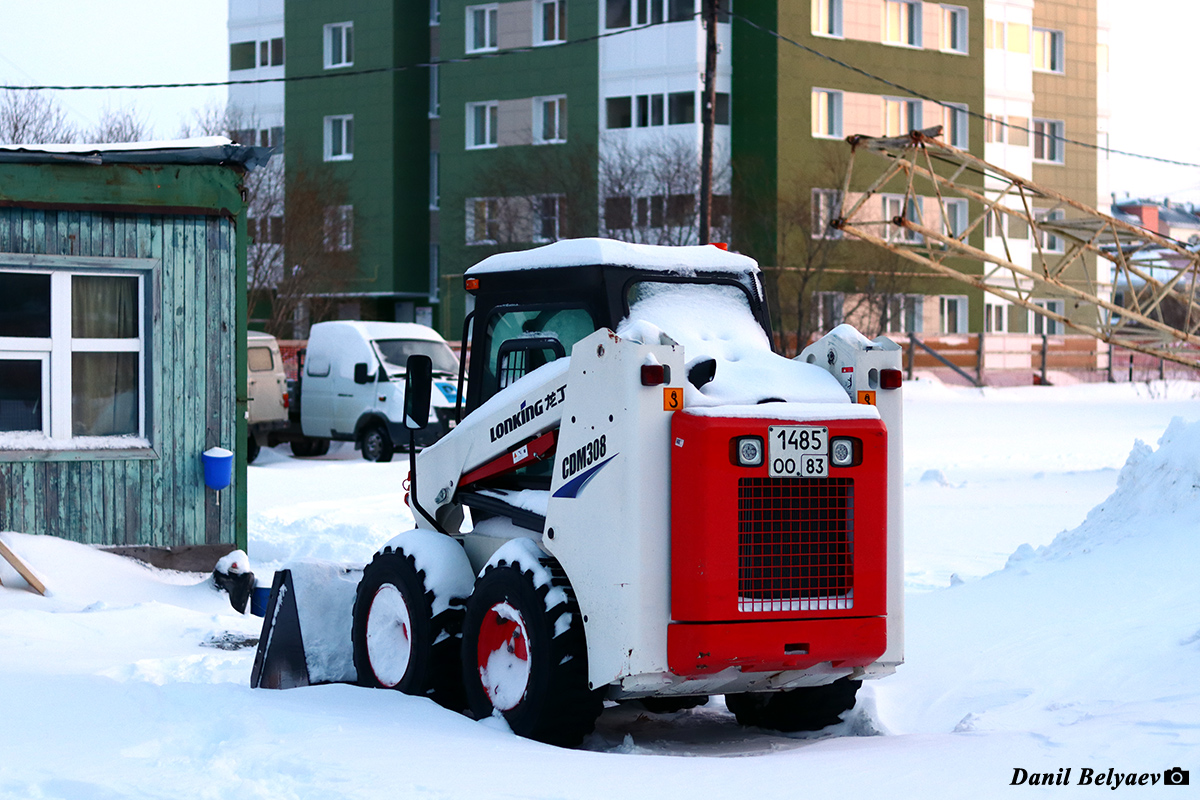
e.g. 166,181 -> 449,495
246,434 -> 261,464
361,425 -> 394,462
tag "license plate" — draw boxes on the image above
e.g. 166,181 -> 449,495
768,425 -> 828,478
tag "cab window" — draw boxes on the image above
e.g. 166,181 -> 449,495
482,306 -> 595,401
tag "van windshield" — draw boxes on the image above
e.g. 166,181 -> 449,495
373,339 -> 460,377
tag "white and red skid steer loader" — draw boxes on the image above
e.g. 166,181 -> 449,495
254,238 -> 904,747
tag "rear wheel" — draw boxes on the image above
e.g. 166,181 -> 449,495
290,437 -> 329,457
352,548 -> 464,708
462,559 -> 602,747
246,434 -> 261,464
361,424 -> 394,462
725,677 -> 862,732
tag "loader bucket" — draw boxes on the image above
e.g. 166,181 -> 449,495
251,570 -> 310,689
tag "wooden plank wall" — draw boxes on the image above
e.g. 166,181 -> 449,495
0,207 -> 237,548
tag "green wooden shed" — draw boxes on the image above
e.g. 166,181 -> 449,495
0,139 -> 271,569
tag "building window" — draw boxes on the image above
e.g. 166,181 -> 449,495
467,4 -> 499,52
811,89 -> 842,138
636,94 -> 664,127
883,195 -> 922,243
467,101 -> 499,148
324,115 -> 354,161
260,37 -> 285,67
984,113 -> 1005,144
1036,209 -> 1065,253
538,196 -> 564,241
984,302 -> 1006,333
606,96 -> 633,129
812,0 -> 843,37
468,198 -> 501,244
811,188 -> 843,239
667,0 -> 693,22
430,0 -> 440,25
1031,299 -> 1065,335
430,152 -> 440,210
324,22 -> 354,69
230,41 -> 256,71
667,91 -> 695,125
665,194 -> 695,226
715,92 -> 730,125
1032,119 -> 1065,163
985,18 -> 1004,50
883,0 -> 921,47
249,216 -> 283,245
883,97 -> 921,137
1032,28 -> 1064,73
0,266 -> 149,444
941,103 -> 968,148
535,96 -> 567,143
816,292 -> 845,333
639,196 -> 664,227
943,198 -> 968,240
605,196 -> 633,230
324,206 -> 353,252
606,0 -> 632,29
429,64 -> 440,118
538,0 -> 566,43
938,295 -> 968,333
881,294 -> 923,334
939,6 -> 967,54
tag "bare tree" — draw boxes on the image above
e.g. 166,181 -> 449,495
599,137 -> 731,246
87,104 -> 153,144
0,88 -> 77,144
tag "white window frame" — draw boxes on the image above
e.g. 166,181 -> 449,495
883,97 -> 922,137
1031,299 -> 1065,335
881,294 -> 924,334
984,301 -> 1006,333
536,195 -> 564,242
816,291 -> 845,333
430,152 -> 440,210
938,295 -> 968,334
941,102 -> 969,148
883,195 -> 923,243
534,95 -> 567,144
0,259 -> 152,447
429,64 -> 440,118
939,5 -> 968,54
467,197 -> 501,244
811,88 -> 843,138
466,101 -> 499,149
467,4 -> 499,53
323,22 -> 354,69
883,0 -> 922,48
812,0 -> 843,38
430,0 -> 440,25
1032,118 -> 1065,163
324,114 -> 354,161
536,0 -> 567,44
943,198 -> 968,240
811,188 -> 843,239
1036,208 -> 1066,253
1032,28 -> 1065,74
324,205 -> 354,252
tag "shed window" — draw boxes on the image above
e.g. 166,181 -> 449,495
0,266 -> 148,446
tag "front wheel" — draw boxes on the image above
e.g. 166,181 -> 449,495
351,548 -> 464,708
246,434 -> 261,464
725,677 -> 862,732
361,424 -> 394,462
461,559 -> 602,747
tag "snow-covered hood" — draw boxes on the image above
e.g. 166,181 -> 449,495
616,282 -> 851,408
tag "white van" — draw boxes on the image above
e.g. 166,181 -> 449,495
298,321 -> 460,461
246,331 -> 290,463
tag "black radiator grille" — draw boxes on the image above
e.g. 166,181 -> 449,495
737,477 -> 854,612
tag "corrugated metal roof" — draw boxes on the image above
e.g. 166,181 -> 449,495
0,137 -> 273,169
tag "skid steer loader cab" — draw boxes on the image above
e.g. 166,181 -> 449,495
331,239 -> 902,748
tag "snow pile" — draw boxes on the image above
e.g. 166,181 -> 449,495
619,282 -> 850,408
465,237 -> 757,275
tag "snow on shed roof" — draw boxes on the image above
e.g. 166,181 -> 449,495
0,137 -> 273,169
465,238 -> 759,276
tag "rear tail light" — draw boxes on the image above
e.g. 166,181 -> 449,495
641,364 -> 670,385
282,390 -> 290,409
881,369 -> 903,389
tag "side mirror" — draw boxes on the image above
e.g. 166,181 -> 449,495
353,362 -> 371,384
404,354 -> 433,430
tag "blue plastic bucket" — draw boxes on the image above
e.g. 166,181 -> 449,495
250,584 -> 270,617
201,447 -> 234,491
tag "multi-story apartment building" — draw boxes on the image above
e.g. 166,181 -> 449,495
228,0 -> 1107,345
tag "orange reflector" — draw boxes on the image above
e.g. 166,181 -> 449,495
710,242 -> 729,250
881,369 -> 903,389
465,277 -> 480,291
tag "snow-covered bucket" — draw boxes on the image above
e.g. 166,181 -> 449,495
201,447 -> 234,491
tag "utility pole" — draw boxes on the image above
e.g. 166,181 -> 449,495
698,0 -> 719,245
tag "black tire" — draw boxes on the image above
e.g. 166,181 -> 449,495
639,695 -> 708,714
361,424 -> 394,462
309,437 -> 330,456
351,548 -> 465,709
461,558 -> 603,747
725,677 -> 862,732
246,434 -> 261,464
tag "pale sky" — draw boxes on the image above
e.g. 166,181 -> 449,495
0,1 -> 1197,203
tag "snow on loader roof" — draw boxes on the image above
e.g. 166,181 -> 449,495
465,237 -> 759,276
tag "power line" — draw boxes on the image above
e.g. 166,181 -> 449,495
730,12 -> 1200,171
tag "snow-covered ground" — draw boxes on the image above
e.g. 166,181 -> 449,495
1,378 -> 1198,798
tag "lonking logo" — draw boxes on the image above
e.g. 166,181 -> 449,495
488,385 -> 566,443
1010,767 -> 1189,789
